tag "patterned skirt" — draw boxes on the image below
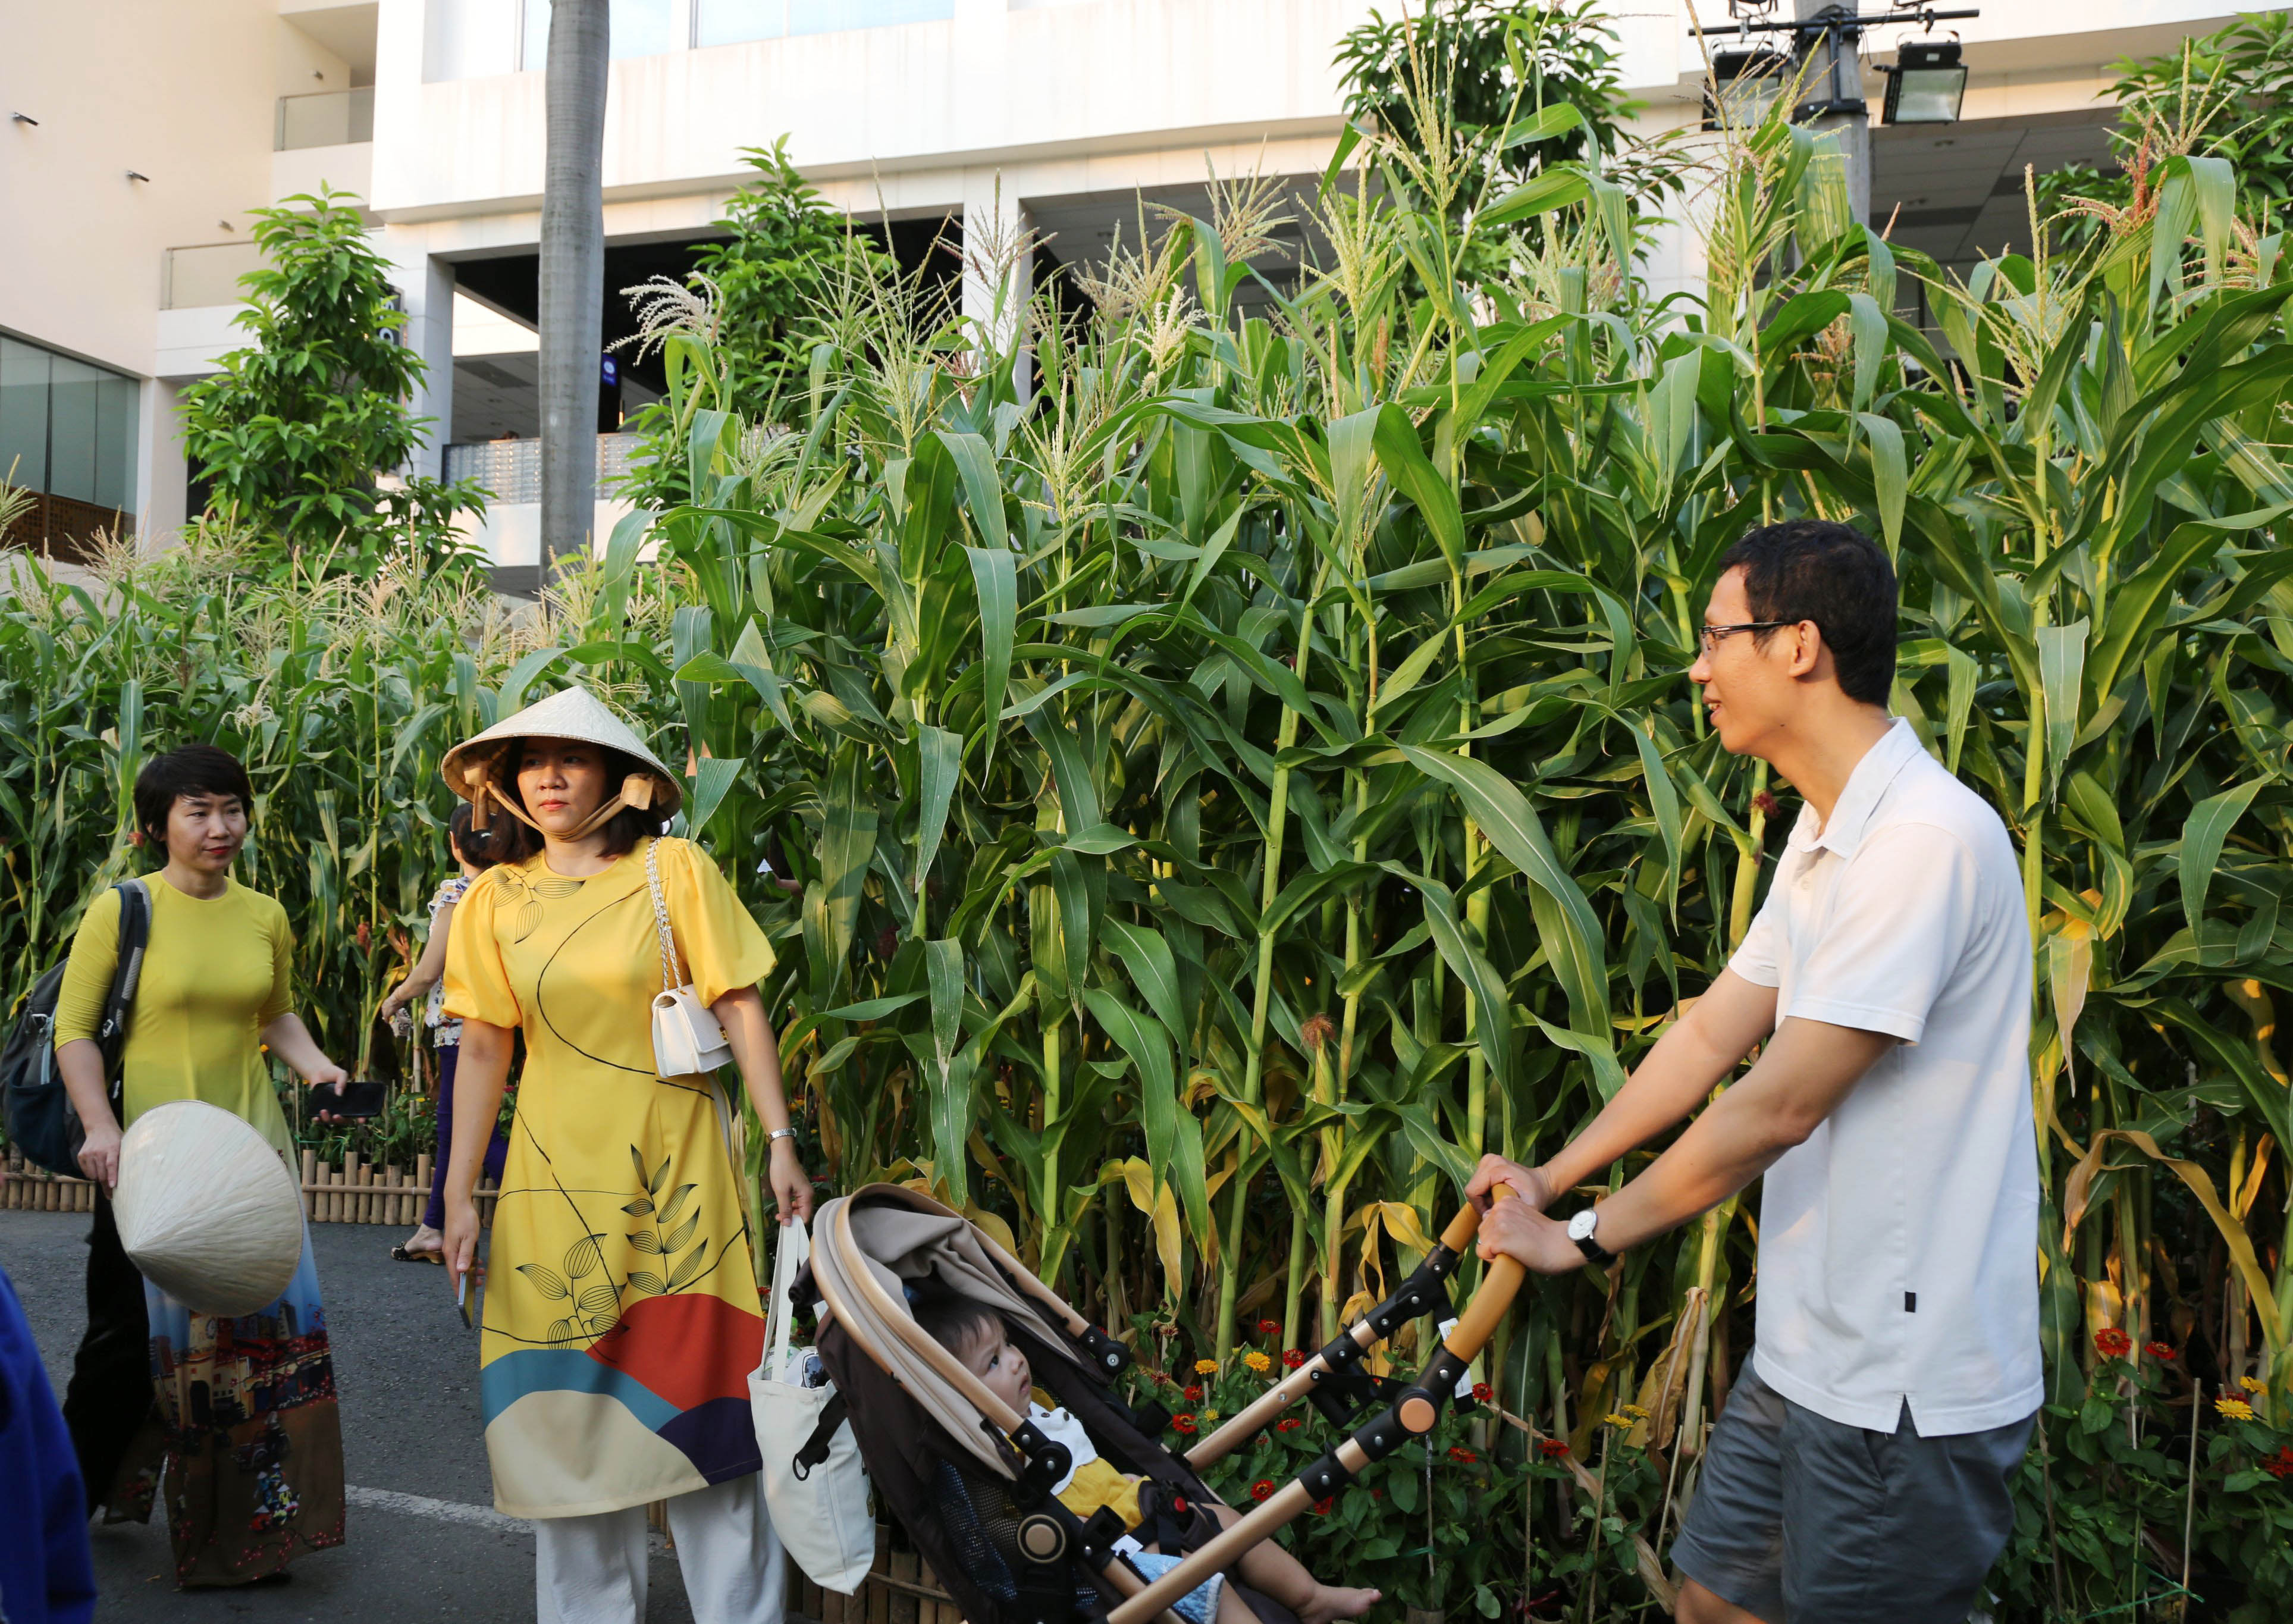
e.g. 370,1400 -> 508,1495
114,1224 -> 347,1586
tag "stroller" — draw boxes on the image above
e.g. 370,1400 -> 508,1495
795,1183 -> 1526,1624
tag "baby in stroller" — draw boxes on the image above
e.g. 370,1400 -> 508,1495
915,1296 -> 1381,1624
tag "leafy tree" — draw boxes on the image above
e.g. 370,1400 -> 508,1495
615,140 -> 893,510
2039,12 -> 2293,253
179,190 -> 485,574
1333,0 -> 1684,286
692,139 -> 895,421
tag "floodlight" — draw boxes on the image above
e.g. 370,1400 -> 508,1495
1883,39 -> 1967,125
1704,47 -> 1795,132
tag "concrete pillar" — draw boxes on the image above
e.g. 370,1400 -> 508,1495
1795,1 -> 1872,228
136,380 -> 189,547
385,237 -> 456,479
961,171 -> 1034,399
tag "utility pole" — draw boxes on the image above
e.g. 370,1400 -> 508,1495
1794,2 -> 1872,228
539,0 -> 608,585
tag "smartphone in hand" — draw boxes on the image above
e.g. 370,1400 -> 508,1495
327,1080 -> 387,1118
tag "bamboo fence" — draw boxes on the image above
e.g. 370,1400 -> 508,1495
787,1526 -> 960,1624
2,1149 -> 499,1226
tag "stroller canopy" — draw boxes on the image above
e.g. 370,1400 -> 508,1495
812,1186 -> 1092,1479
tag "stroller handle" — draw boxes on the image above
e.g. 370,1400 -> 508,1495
1184,1186 -> 1517,1470
1115,1191 -> 1526,1624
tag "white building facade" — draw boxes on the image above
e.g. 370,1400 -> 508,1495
0,0 -> 2266,584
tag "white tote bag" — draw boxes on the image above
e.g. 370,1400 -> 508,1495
751,1218 -> 874,1594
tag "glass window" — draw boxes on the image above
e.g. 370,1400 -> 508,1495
95,374 -> 139,515
0,337 -> 49,494
696,0 -> 786,46
522,0 -> 680,68
48,356 -> 102,506
788,0 -> 952,36
0,337 -> 138,512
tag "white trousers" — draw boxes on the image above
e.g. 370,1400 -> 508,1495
535,1473 -> 787,1624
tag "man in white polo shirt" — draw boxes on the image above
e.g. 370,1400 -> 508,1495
1469,519 -> 2039,1624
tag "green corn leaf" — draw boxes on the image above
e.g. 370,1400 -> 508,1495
1396,746 -> 1608,1030
914,725 -> 962,908
2036,619 -> 2088,801
2180,778 -> 2265,938
965,545 -> 1017,767
1371,404 -> 1464,568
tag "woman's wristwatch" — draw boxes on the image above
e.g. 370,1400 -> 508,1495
1566,1208 -> 1615,1265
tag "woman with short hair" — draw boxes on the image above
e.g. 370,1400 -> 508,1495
57,741 -> 349,1587
437,687 -> 813,1624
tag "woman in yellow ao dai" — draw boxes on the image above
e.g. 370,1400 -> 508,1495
434,686 -> 813,1624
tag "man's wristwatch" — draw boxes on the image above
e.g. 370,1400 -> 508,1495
1566,1208 -> 1615,1265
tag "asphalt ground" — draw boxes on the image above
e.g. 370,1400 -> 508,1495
2,1210 -> 704,1622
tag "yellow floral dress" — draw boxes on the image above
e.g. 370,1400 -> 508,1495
443,835 -> 776,1518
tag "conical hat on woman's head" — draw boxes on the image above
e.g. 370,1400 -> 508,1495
439,685 -> 683,829
112,1101 -> 304,1318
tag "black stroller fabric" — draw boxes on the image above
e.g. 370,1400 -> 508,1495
798,1241 -> 1298,1624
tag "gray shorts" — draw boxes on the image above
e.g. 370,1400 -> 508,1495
1672,1354 -> 2034,1624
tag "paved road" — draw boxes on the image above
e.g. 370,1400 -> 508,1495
2,1211 -> 703,1622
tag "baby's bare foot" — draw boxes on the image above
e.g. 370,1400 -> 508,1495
1299,1585 -> 1379,1624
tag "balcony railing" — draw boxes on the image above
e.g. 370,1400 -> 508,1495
276,86 -> 375,152
161,242 -> 265,310
444,434 -> 645,504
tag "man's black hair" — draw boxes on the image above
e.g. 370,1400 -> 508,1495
134,743 -> 254,847
1714,519 -> 1899,706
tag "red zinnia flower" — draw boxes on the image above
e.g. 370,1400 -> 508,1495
1276,1417 -> 1302,1432
1257,1318 -> 1281,1336
2145,1342 -> 2178,1360
1447,1447 -> 1479,1464
1184,1385 -> 1203,1402
1282,1350 -> 1306,1369
1250,1479 -> 1275,1501
1471,1382 -> 1492,1403
1173,1414 -> 1199,1434
1311,1497 -> 1333,1516
2263,1447 -> 2293,1480
1538,1440 -> 1569,1459
2094,1328 -> 2134,1359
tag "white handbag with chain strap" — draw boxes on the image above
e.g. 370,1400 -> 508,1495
644,838 -> 735,1077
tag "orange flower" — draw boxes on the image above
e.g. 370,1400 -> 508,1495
1184,1385 -> 1203,1402
2144,1342 -> 2178,1360
1172,1414 -> 1199,1434
1446,1446 -> 1478,1464
1538,1440 -> 1569,1459
2094,1328 -> 2133,1359
1250,1479 -> 1275,1501
1243,1351 -> 1272,1374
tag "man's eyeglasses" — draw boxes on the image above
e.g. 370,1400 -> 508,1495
1698,620 -> 1795,654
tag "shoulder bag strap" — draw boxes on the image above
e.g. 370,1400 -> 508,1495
98,879 -> 151,1046
644,838 -> 680,996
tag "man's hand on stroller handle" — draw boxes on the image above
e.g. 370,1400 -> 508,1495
1464,1153 -> 1552,1214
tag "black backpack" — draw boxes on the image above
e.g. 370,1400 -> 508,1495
3,880 -> 152,1177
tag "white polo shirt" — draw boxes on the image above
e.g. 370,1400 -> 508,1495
1730,717 -> 2040,1436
